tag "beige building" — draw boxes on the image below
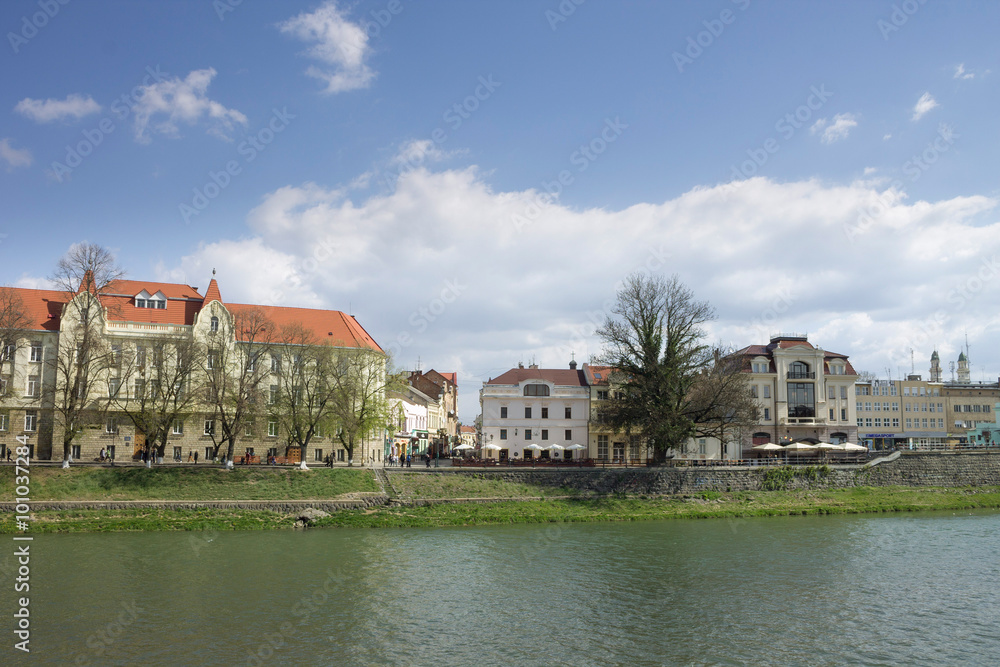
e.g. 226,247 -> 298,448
738,333 -> 859,455
0,277 -> 385,464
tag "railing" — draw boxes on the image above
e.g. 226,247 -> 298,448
786,371 -> 816,379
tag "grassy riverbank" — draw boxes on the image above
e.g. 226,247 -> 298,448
0,465 -> 379,501
6,485 -> 1000,533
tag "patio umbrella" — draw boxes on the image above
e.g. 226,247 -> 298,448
524,444 -> 543,451
752,443 -> 784,450
814,442 -> 844,451
547,444 -> 565,451
842,442 -> 867,452
784,441 -> 818,454
482,444 -> 502,450
566,443 -> 587,459
454,444 -> 474,450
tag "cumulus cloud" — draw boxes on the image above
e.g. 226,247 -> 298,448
0,138 -> 32,170
14,94 -> 101,123
912,92 -> 938,121
810,113 -> 858,144
278,1 -> 375,94
165,163 -> 1000,418
131,68 -> 248,143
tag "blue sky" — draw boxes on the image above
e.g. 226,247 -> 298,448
2,0 -> 999,421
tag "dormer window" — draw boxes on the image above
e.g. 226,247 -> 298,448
210,316 -> 219,332
523,384 -> 550,397
134,290 -> 167,309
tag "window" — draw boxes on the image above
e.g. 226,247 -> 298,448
698,439 -> 706,455
271,355 -> 281,373
873,402 -> 880,412
0,343 -> 13,361
597,390 -> 608,401
524,407 -> 531,419
904,387 -> 910,396
499,429 -> 507,440
828,386 -> 836,400
135,346 -> 146,368
750,385 -> 758,398
134,378 -> 145,398
842,409 -> 847,421
172,419 -> 183,435
764,408 -> 770,420
245,422 -> 254,437
210,316 -> 219,332
541,429 -> 548,441
937,418 -> 944,428
891,385 -> 898,396
24,410 -> 36,432
893,418 -> 900,428
26,375 -> 39,398
108,377 -> 121,397
72,445 -> 81,459
564,407 -> 572,419
922,418 -> 928,428
892,402 -> 899,411
864,402 -> 871,411
763,385 -> 770,399
204,419 -> 214,435
523,384 -> 549,396
269,385 -> 278,405
874,418 -> 881,427
106,418 -> 118,434
787,383 -> 815,417
830,408 -> 835,420
500,406 -> 507,418
524,429 -> 532,441
268,419 -> 278,437
597,435 -> 609,460
0,412 -> 6,431
314,449 -> 324,462
630,436 -> 642,460
906,418 -> 912,428
541,407 -> 548,419
29,342 -> 42,362
207,350 -> 218,370
565,429 -> 572,440
788,361 -> 811,379
865,417 -> 872,427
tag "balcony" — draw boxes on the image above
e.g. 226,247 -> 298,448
780,417 -> 826,425
786,371 -> 815,379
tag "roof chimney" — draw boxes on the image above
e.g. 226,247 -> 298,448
529,363 -> 538,369
517,362 -> 524,369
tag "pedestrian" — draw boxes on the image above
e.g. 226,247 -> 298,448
188,451 -> 193,462
406,454 -> 412,468
425,454 -> 431,468
194,450 -> 198,464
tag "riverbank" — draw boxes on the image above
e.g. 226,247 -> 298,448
7,486 -> 1000,532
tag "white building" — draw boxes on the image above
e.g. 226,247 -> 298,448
480,361 -> 590,461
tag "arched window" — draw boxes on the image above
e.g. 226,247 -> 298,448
523,384 -> 549,397
788,361 -> 811,379
210,316 -> 219,333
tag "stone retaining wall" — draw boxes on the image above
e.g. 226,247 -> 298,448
443,451 -> 1000,494
0,497 -> 389,512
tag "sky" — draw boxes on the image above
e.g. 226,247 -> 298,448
2,0 -> 999,423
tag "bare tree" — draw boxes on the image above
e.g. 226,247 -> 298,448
49,243 -> 125,466
202,306 -> 275,466
0,288 -> 30,399
104,335 -> 202,463
597,273 -> 755,463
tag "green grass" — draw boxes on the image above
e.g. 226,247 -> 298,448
389,471 -> 581,500
0,465 -> 379,501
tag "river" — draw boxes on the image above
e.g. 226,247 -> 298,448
5,510 -> 1000,665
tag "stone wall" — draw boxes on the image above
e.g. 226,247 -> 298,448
446,451 -> 1000,494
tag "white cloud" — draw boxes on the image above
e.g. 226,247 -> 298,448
954,63 -> 974,80
14,94 -> 101,123
131,68 -> 248,143
912,92 -> 938,121
278,1 -> 375,94
863,167 -> 877,175
0,138 -> 32,170
166,164 -> 1000,420
883,133 -> 892,141
810,113 -> 858,144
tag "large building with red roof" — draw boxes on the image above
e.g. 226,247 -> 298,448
0,276 -> 384,463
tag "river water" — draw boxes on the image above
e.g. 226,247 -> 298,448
5,511 -> 1000,666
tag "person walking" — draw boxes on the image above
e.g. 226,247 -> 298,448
194,450 -> 199,464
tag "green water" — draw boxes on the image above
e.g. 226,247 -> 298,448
4,511 -> 1000,665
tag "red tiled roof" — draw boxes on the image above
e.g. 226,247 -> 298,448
436,371 -> 457,386
99,279 -> 205,326
203,278 -> 222,305
460,425 -> 476,434
227,302 -> 383,352
11,288 -> 66,331
582,364 -> 614,385
487,368 -> 588,387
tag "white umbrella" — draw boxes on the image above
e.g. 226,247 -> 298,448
814,442 -> 844,451
524,444 -> 543,451
566,443 -> 587,460
752,443 -> 784,450
454,444 -> 474,450
842,442 -> 867,452
482,444 -> 502,450
784,441 -> 818,454
546,444 -> 565,451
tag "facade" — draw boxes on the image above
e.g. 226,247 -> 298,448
459,425 -> 477,448
966,403 -> 1000,446
582,363 -> 652,463
388,384 -> 432,458
480,361 -> 590,461
0,277 -> 385,463
737,334 -> 859,455
408,369 -> 458,454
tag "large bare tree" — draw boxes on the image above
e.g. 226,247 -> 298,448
49,243 -> 125,466
597,272 -> 756,463
202,306 -> 275,467
0,288 -> 30,399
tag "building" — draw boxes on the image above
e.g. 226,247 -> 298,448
966,403 -> 1000,446
459,424 -> 477,448
408,369 -> 458,455
0,276 -> 385,464
480,361 -> 590,461
737,333 -> 859,455
387,384 -> 432,458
